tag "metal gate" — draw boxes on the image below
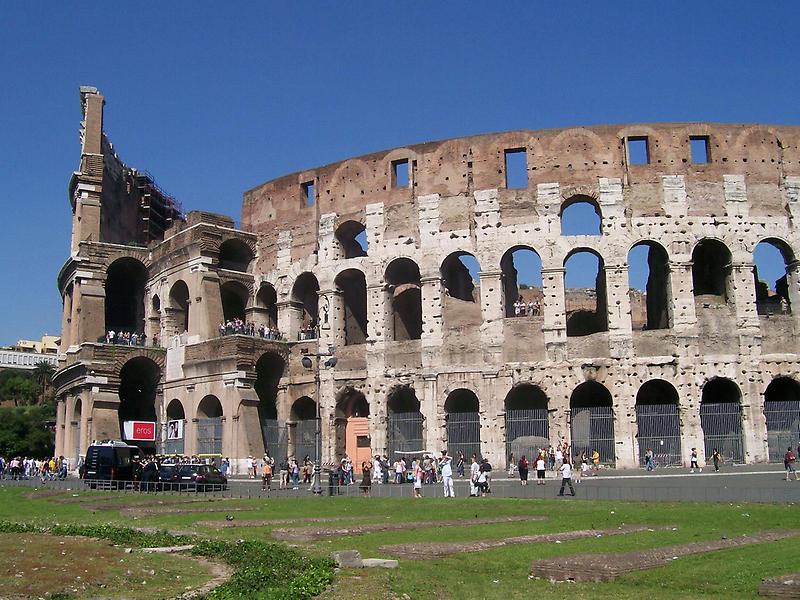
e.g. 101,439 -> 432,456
446,412 -> 481,459
196,417 -> 222,456
261,419 -> 288,461
700,401 -> 744,464
387,412 -> 424,455
505,408 -> 549,465
570,406 -> 615,466
293,419 -> 316,462
764,399 -> 800,462
157,423 -> 185,456
635,403 -> 682,466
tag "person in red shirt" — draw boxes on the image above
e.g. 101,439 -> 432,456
785,447 -> 798,481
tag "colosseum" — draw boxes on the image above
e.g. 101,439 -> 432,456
53,86 -> 800,473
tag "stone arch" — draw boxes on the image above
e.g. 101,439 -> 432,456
692,239 -> 733,302
334,268 -> 368,346
560,194 -> 602,235
290,396 -> 316,462
220,280 -> 249,322
335,220 -> 368,258
218,238 -> 254,272
196,395 -> 223,456
700,377 -> 744,464
164,398 -> 185,455
753,237 -> 795,314
334,386 -> 371,469
254,352 -> 286,458
569,381 -> 614,465
564,248 -> 608,336
501,245 -> 543,318
118,356 -> 160,449
255,282 -> 278,329
386,385 -> 423,455
635,379 -> 681,466
168,280 -> 190,335
105,257 -> 147,336
444,388 -> 481,459
385,258 -> 422,341
291,272 -> 320,334
504,383 -> 549,467
763,376 -> 800,463
628,240 -> 671,330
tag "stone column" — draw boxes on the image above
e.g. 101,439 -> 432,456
731,260 -> 760,356
319,289 -> 344,350
740,373 -> 768,463
421,276 -> 443,367
196,274 -> 222,340
612,379 -> 638,469
421,375 -> 441,452
678,379 -> 704,466
479,270 -> 504,361
367,284 -> 388,342
541,267 -> 567,361
605,263 -> 633,359
55,398 -> 66,457
670,261 -> 699,359
278,301 -> 300,342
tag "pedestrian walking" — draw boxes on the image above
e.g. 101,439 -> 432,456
469,455 -> 480,497
712,448 -> 722,472
261,460 -> 272,491
558,460 -> 575,497
785,447 -> 798,481
644,448 -> 655,471
413,460 -> 424,498
507,453 -> 516,477
689,447 -> 701,473
440,451 -> 455,498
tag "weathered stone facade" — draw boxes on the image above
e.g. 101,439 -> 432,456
54,88 -> 800,472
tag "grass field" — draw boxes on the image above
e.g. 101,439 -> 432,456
0,485 -> 797,599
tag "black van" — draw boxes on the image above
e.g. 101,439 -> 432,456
82,441 -> 141,488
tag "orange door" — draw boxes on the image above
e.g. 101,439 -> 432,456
345,417 -> 371,474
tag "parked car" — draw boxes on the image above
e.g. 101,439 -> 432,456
139,461 -> 179,491
81,441 -> 141,488
169,463 -> 228,492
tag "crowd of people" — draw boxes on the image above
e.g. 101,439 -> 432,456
244,454 -> 317,491
105,330 -> 148,345
512,296 -> 541,317
298,325 -> 317,340
218,319 -> 283,340
0,456 -> 69,481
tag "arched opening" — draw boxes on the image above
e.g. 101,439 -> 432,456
164,399 -> 185,455
335,387 -> 370,472
291,272 -> 319,340
386,385 -> 423,456
105,257 -> 147,336
570,381 -> 614,465
220,281 -> 248,322
196,395 -> 223,457
218,239 -> 253,272
72,397 -> 82,464
290,396 -> 317,462
168,280 -> 190,335
334,269 -> 368,346
564,250 -> 608,337
504,384 -> 549,468
385,258 -> 422,341
700,377 -> 744,463
560,196 -> 602,235
118,357 -> 160,451
335,220 -> 368,258
501,246 -> 543,318
444,389 -> 481,459
628,241 -> 671,330
255,283 -> 278,330
764,377 -> 800,462
151,295 -> 160,313
635,380 -> 681,466
754,239 -> 794,315
692,239 -> 732,302
255,352 -> 287,459
441,252 -> 480,302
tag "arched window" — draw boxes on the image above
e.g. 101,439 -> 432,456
118,357 -> 160,450
635,380 -> 681,466
628,242 -> 671,330
386,385 -> 423,456
564,250 -> 608,336
255,352 -> 286,459
218,239 -> 253,272
334,269 -> 368,346
441,252 -> 480,302
754,239 -> 794,315
504,384 -> 548,468
692,239 -> 732,301
385,258 -> 422,341
169,280 -> 190,334
291,272 -> 320,338
570,381 -> 614,465
763,377 -> 800,463
560,196 -> 602,235
290,396 -> 317,462
196,395 -> 223,456
444,389 -> 481,459
335,220 -> 368,258
501,246 -> 543,318
700,377 -> 744,464
256,283 -> 278,329
105,257 -> 147,335
220,281 -> 248,322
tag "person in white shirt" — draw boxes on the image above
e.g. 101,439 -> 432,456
439,451 -> 455,498
555,447 -> 564,471
558,460 -> 575,496
372,456 -> 382,483
535,454 -> 546,485
469,455 -> 480,497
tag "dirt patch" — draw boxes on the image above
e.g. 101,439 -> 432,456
272,515 -> 545,542
532,530 -> 800,582
175,554 -> 233,599
381,524 -> 667,560
760,573 -> 800,598
123,504 -> 248,517
197,515 -> 365,529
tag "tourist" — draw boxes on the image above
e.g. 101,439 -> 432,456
507,452 -> 515,477
413,459 -> 424,498
290,458 -> 300,489
558,460 -> 575,497
440,451 -> 455,498
518,455 -> 529,486
393,457 -> 404,484
591,449 -> 600,472
372,455 -> 382,484
220,457 -> 229,477
689,447 -> 701,473
278,457 -> 289,489
456,450 -> 465,477
261,459 -> 272,491
360,461 -> 371,496
548,445 -> 556,471
477,461 -> 489,496
469,455 -> 480,497
712,448 -> 722,472
555,446 -> 564,471
783,446 -> 798,481
644,448 -> 655,471
535,453 -> 546,485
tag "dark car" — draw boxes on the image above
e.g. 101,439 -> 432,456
82,441 -> 141,488
169,463 -> 228,492
139,461 -> 179,491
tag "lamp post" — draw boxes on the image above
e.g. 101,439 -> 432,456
301,344 -> 336,495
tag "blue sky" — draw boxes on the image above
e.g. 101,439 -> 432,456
1,3 -> 798,345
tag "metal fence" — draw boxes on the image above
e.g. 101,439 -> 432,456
635,403 -> 682,466
570,406 -> 615,466
196,418 -> 222,456
261,419 -> 288,461
387,412 -> 424,455
446,412 -> 481,459
764,399 -> 800,462
294,419 -> 316,462
700,401 -> 744,464
505,408 -> 549,466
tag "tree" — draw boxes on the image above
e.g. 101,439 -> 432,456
0,406 -> 54,457
0,375 -> 38,407
32,361 -> 56,404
